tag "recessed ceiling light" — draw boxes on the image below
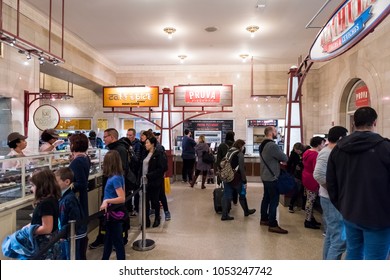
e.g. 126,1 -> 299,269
205,26 -> 218,32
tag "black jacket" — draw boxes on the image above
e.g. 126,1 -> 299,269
327,131 -> 390,228
144,149 -> 165,191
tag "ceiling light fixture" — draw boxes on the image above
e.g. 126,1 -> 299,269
246,25 -> 259,38
178,55 -> 187,63
1,31 -> 64,65
239,54 -> 249,62
163,27 -> 176,39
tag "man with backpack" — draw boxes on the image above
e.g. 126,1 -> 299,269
216,131 -> 238,204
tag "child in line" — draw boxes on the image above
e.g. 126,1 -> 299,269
100,150 -> 126,260
29,169 -> 62,259
55,167 -> 87,260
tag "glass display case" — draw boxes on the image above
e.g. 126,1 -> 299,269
0,149 -> 106,259
0,149 -> 105,206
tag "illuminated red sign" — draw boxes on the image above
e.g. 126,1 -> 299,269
355,85 -> 370,107
174,85 -> 233,107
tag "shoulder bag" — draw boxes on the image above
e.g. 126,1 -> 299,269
260,146 -> 295,194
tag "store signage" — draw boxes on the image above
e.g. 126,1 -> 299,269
310,0 -> 390,61
103,86 -> 159,107
355,85 -> 370,107
33,104 -> 60,131
183,119 -> 234,145
248,119 -> 278,127
174,85 -> 233,107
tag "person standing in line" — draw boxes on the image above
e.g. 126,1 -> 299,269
153,131 -> 171,221
327,106 -> 390,260
181,129 -> 196,183
55,167 -> 87,260
89,128 -> 130,249
142,136 -> 165,228
259,126 -> 289,234
39,129 -> 64,152
28,169 -> 62,259
286,142 -> 306,213
190,134 -> 211,189
220,139 -> 256,221
313,126 -> 348,260
2,132 -> 29,170
100,150 -> 126,260
68,133 -> 91,259
216,131 -> 238,205
302,136 -> 326,229
126,128 -> 142,216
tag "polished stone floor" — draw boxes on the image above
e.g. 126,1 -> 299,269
86,181 -> 324,260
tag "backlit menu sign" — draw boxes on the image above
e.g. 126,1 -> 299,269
310,0 -> 390,61
174,85 -> 233,107
103,86 -> 159,107
248,119 -> 278,127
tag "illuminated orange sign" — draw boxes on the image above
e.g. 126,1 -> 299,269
103,86 -> 159,107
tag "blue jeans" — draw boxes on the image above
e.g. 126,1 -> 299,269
102,221 -> 125,260
320,196 -> 346,260
344,219 -> 390,260
260,180 -> 279,227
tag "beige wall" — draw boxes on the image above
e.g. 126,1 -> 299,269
301,16 -> 390,144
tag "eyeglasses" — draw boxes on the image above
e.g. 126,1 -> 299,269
103,134 -> 111,139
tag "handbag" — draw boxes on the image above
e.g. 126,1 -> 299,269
260,148 -> 295,194
164,177 -> 171,194
202,150 -> 215,164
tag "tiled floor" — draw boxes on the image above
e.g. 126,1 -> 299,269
87,181 -> 324,260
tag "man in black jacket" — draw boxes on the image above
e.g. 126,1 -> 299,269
327,106 -> 390,260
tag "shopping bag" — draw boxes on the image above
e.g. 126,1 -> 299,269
164,177 -> 171,194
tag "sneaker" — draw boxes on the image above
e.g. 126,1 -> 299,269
165,211 -> 171,221
304,220 -> 320,229
268,226 -> 288,234
89,239 -> 104,249
130,210 -> 138,217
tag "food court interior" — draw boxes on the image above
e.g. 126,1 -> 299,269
0,1 -> 389,260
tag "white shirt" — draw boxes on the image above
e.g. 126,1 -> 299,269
2,149 -> 26,170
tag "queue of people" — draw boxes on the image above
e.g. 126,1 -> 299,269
2,106 -> 389,260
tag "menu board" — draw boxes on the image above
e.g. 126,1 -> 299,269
183,119 -> 234,145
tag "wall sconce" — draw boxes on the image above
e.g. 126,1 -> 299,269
164,27 -> 176,39
246,25 -> 259,38
178,55 -> 187,63
239,54 -> 249,62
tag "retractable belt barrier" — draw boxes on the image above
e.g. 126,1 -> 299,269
32,186 -> 142,260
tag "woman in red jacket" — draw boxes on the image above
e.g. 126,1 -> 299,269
302,136 -> 325,229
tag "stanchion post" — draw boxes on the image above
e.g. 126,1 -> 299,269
69,220 -> 76,260
132,176 -> 155,251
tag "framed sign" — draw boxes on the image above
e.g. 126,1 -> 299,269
174,85 -> 233,107
310,0 -> 390,61
33,104 -> 60,131
103,86 -> 159,107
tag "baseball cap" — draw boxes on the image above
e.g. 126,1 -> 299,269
41,129 -> 59,142
7,132 -> 27,144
